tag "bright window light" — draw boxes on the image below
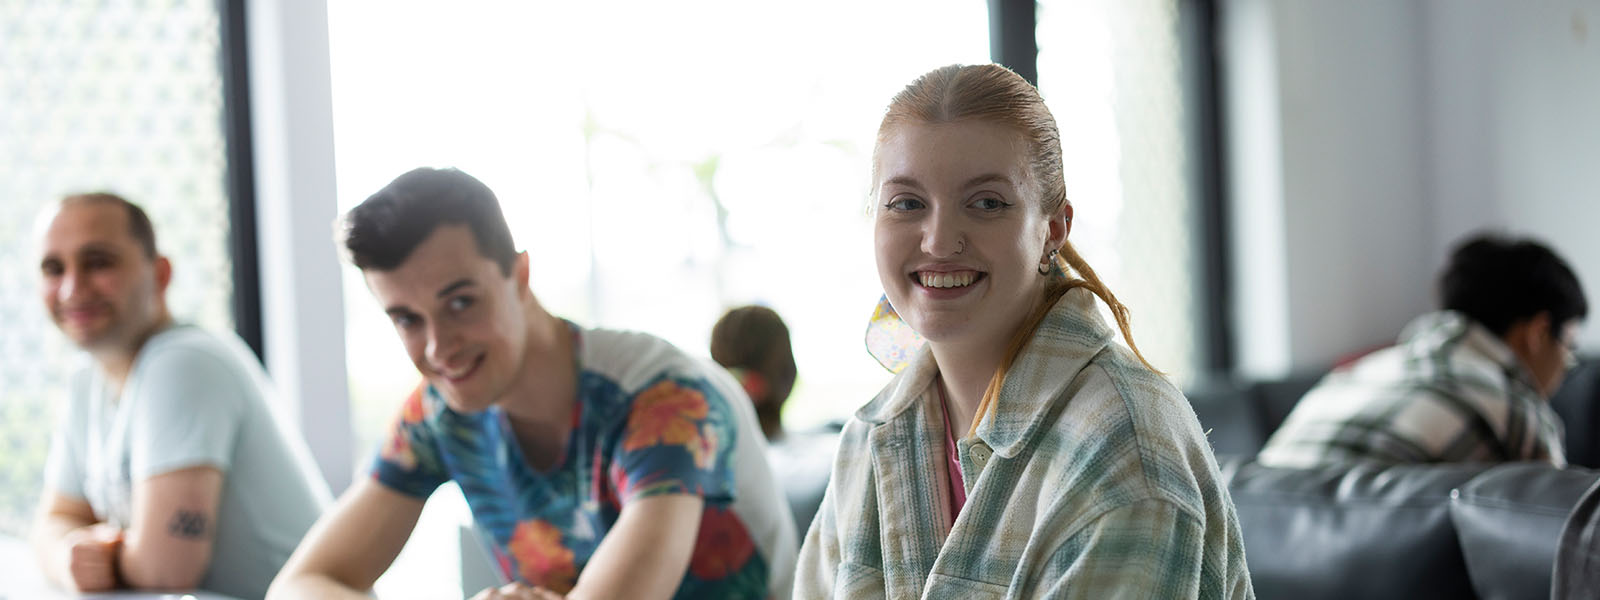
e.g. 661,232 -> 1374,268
327,1 -> 989,595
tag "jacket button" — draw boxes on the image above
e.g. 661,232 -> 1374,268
971,443 -> 993,468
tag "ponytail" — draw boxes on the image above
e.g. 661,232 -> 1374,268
968,241 -> 1160,437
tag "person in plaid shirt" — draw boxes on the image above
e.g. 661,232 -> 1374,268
795,64 -> 1254,598
1260,234 -> 1588,468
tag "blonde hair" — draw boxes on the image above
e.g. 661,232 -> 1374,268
875,64 -> 1159,436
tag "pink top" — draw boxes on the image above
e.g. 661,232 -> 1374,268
937,383 -> 967,527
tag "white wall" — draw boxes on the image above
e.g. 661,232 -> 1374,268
1223,0 -> 1434,377
1422,0 -> 1600,348
1224,0 -> 1600,377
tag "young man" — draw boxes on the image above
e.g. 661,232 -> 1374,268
1260,233 -> 1589,468
270,168 -> 796,599
30,193 -> 331,597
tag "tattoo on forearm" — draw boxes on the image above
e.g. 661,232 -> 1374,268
167,510 -> 208,539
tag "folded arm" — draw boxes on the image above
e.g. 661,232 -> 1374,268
30,489 -> 113,591
117,465 -> 225,589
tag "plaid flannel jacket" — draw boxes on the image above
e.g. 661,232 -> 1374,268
795,288 -> 1254,599
1258,311 -> 1566,468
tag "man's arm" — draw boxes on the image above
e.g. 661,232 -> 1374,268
30,489 -> 117,592
560,494 -> 704,600
117,465 -> 223,589
267,478 -> 426,600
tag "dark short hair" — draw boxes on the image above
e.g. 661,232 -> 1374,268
1439,233 -> 1588,336
62,192 -> 158,258
710,305 -> 798,404
341,167 -> 517,274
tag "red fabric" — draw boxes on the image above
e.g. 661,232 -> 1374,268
938,385 -> 967,527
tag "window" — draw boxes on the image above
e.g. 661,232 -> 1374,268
0,1 -> 235,536
326,1 -> 989,594
1037,0 -> 1205,382
328,0 -> 991,457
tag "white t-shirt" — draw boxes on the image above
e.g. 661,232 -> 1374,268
44,325 -> 331,598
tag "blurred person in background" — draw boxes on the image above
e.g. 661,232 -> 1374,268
1260,233 -> 1588,468
711,304 -> 833,539
794,64 -> 1253,598
29,193 -> 330,597
710,305 -> 797,441
270,167 -> 795,600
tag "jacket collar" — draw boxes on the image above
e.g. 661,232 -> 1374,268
855,287 -> 1117,458
1401,310 -> 1542,392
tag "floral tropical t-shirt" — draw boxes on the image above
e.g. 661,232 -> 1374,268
371,325 -> 796,598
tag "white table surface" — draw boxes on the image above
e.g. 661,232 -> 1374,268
1,534 -> 239,600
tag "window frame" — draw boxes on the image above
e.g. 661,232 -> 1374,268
220,0 -> 264,360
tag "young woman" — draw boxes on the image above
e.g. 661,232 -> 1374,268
711,305 -> 798,441
795,64 -> 1254,598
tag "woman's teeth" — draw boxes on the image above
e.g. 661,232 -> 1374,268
919,271 -> 977,288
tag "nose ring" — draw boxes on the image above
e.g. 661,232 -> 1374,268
955,240 -> 966,255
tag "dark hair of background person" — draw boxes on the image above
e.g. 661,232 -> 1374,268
1439,233 -> 1589,336
711,305 -> 798,440
61,192 -> 159,258
341,167 -> 518,275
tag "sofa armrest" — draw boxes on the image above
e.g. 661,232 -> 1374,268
1226,460 -> 1488,600
1450,463 -> 1600,600
1555,478 -> 1600,599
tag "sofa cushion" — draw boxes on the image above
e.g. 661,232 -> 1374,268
1550,358 -> 1600,468
1247,370 -> 1324,437
1186,379 -> 1265,457
1554,478 -> 1600,600
1220,458 -> 1489,600
1450,463 -> 1600,600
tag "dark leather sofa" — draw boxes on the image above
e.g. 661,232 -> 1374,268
1220,458 -> 1598,599
1195,359 -> 1600,599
